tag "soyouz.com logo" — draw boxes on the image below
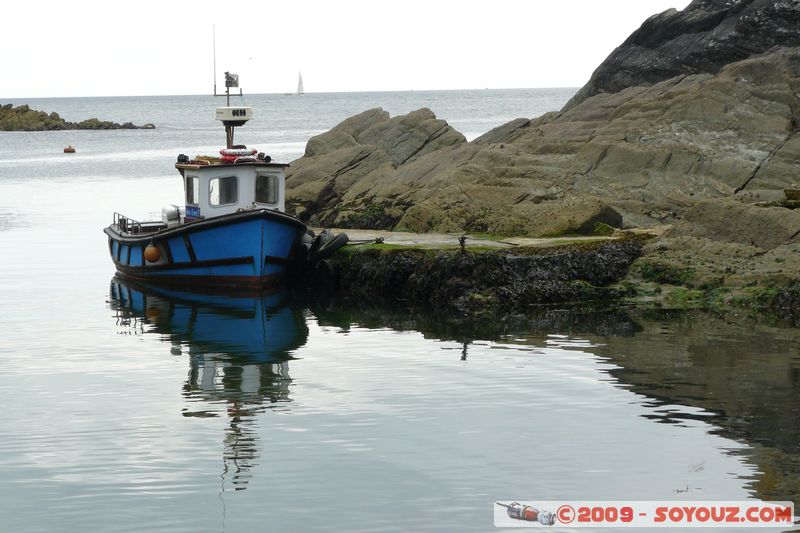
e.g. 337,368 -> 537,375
494,501 -> 795,528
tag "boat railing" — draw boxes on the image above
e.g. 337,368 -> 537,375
113,212 -> 143,235
113,212 -> 166,235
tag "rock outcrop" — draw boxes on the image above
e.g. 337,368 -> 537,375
286,107 -> 468,228
0,104 -> 155,131
636,198 -> 800,288
329,238 -> 645,314
285,0 -> 800,319
286,106 -> 626,236
564,0 -> 800,109
287,47 -> 800,236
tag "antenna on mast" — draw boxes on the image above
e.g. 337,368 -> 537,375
215,73 -> 250,148
213,25 -> 217,96
211,25 -> 249,148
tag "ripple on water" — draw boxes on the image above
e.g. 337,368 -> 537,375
0,208 -> 27,231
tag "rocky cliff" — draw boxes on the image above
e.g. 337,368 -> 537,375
564,0 -> 800,109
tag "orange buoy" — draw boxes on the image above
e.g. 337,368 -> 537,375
144,244 -> 161,263
63,145 -> 76,153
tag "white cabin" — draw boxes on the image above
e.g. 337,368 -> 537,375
173,160 -> 289,222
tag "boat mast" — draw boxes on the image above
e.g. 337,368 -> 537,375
212,26 -> 249,148
224,72 -> 237,147
213,25 -> 217,98
214,72 -> 251,149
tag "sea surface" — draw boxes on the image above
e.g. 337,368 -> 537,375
0,90 -> 798,532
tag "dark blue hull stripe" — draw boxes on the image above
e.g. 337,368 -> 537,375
115,256 -> 253,272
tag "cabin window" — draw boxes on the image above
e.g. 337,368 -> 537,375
209,176 -> 238,206
185,176 -> 199,205
255,174 -> 279,204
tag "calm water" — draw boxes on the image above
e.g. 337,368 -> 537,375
0,90 -> 798,532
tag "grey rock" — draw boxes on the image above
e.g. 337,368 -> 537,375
565,0 -> 800,109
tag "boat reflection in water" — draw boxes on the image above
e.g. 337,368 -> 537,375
109,277 -> 308,490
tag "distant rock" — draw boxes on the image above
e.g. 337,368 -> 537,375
0,104 -> 155,131
565,0 -> 800,109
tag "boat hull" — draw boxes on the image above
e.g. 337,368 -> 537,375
104,209 -> 307,288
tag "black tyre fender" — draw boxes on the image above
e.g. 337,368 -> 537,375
307,229 -> 332,262
309,233 -> 349,263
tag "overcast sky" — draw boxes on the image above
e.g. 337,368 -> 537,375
3,0 -> 691,98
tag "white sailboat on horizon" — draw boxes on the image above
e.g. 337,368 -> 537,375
296,73 -> 304,95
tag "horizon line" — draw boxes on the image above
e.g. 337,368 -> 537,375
1,86 -> 581,100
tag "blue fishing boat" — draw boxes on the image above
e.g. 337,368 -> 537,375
104,72 -> 346,288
